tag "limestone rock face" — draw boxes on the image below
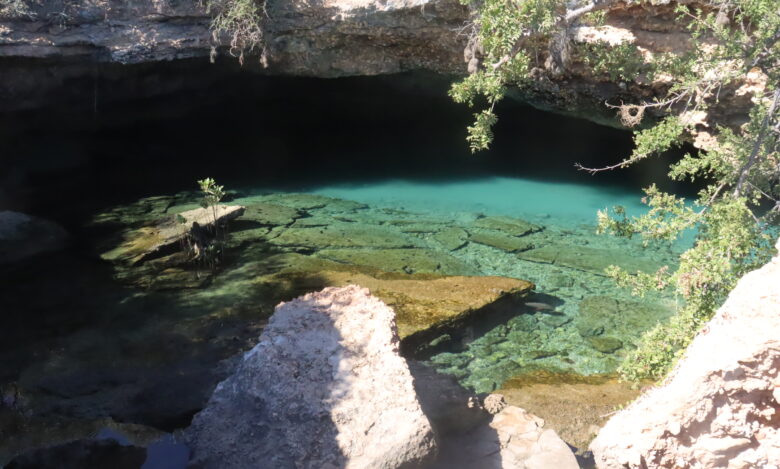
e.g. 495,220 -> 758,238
590,237 -> 780,469
0,211 -> 68,266
184,285 -> 437,469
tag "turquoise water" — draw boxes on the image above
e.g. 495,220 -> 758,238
0,170 -> 691,464
273,177 -> 688,391
309,177 -> 650,223
0,73 -> 696,462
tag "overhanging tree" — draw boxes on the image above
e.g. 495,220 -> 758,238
451,0 -> 780,379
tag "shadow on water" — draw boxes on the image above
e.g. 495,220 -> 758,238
403,290 -> 567,361
0,237 -> 337,465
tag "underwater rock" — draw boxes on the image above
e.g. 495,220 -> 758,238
184,286 -> 436,469
100,205 -> 245,265
241,202 -> 301,227
397,224 -> 443,234
546,272 -> 575,289
291,216 -> 334,227
591,237 -> 780,469
537,313 -> 572,329
469,231 -> 534,253
258,193 -> 368,212
386,219 -> 449,234
0,211 -> 68,266
236,260 -> 533,350
433,227 -> 469,251
271,224 -> 421,250
473,216 -> 541,237
305,270 -> 533,342
316,248 -> 478,276
574,295 -> 673,342
518,244 -> 663,275
111,252 -> 212,290
587,336 -> 623,354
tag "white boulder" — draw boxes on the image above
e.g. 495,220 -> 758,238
591,238 -> 780,468
184,285 -> 437,468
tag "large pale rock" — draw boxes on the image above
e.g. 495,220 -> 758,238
590,238 -> 780,468
184,285 -> 436,469
0,211 -> 68,265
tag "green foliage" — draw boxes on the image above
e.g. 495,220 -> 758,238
198,177 -> 226,215
189,178 -> 230,270
466,109 -> 499,152
580,41 -> 647,82
455,0 -> 780,381
206,0 -> 265,64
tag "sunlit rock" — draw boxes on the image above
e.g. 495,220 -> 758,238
305,270 -> 534,343
184,285 -> 437,468
100,205 -> 245,265
590,238 -> 780,468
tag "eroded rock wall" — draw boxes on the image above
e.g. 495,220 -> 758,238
590,238 -> 780,468
0,0 -> 760,135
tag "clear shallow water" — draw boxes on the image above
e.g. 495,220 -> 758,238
0,171 -> 692,466
230,176 -> 687,392
0,72 -> 697,462
308,176 -> 650,223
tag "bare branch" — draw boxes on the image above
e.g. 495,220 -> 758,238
564,0 -> 620,24
574,153 -> 648,174
734,88 -> 780,197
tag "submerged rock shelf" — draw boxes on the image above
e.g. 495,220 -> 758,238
99,190 -> 679,385
0,188 -> 681,464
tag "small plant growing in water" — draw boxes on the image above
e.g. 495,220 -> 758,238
177,178 -> 229,272
198,177 -> 226,229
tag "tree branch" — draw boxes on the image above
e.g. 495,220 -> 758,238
733,88 -> 780,197
491,0 -> 621,71
564,0 -> 620,24
574,153 -> 646,174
